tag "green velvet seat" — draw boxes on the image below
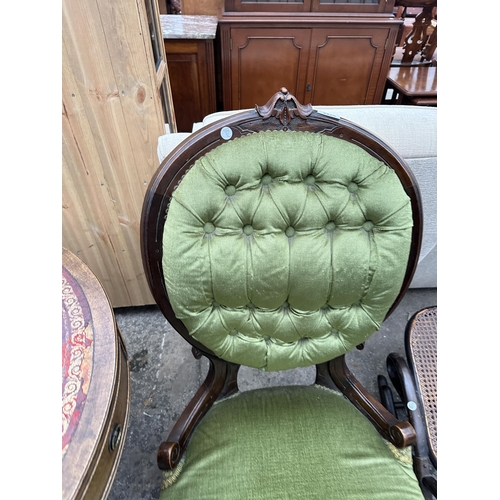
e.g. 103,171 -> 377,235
141,90 -> 425,500
160,386 -> 423,500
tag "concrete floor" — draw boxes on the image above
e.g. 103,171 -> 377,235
108,287 -> 437,500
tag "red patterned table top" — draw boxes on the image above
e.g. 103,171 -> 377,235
62,263 -> 94,456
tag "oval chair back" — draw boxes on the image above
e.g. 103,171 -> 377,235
141,89 -> 423,474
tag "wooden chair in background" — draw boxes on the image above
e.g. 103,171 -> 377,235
384,1 -> 437,106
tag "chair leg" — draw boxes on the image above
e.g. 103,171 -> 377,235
384,353 -> 437,498
157,350 -> 240,470
327,354 -> 417,448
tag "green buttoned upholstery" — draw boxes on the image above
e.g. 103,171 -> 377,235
163,131 -> 413,371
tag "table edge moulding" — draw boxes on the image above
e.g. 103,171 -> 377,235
62,247 -> 130,500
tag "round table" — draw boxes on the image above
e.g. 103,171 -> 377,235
62,248 -> 130,500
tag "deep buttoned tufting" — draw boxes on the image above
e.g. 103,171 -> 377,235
162,131 -> 413,370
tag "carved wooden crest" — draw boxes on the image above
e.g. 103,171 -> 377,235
256,87 -> 313,127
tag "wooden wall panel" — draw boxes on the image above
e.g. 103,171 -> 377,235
62,0 -> 168,307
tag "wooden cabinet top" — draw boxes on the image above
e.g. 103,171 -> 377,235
161,14 -> 218,39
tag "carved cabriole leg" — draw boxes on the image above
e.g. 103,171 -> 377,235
157,351 -> 240,470
328,355 -> 417,448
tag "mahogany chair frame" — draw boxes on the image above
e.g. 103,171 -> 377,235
141,88 -> 423,471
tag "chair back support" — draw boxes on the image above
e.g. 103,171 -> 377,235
141,90 -> 422,371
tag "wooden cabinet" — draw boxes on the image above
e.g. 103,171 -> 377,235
219,17 -> 401,109
164,39 -> 217,131
162,15 -> 218,132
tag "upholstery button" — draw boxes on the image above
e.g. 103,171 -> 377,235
282,301 -> 289,309
325,221 -> 336,232
285,226 -> 295,237
261,174 -> 273,185
225,185 -> 236,196
243,224 -> 254,235
229,329 -> 237,337
363,221 -> 374,231
347,182 -> 359,193
304,174 -> 315,186
204,222 -> 215,234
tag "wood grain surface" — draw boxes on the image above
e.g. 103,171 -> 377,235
62,0 -> 174,307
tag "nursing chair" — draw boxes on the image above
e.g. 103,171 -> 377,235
141,88 -> 426,499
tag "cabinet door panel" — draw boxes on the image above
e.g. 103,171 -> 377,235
230,28 -> 311,109
165,40 -> 217,132
307,28 -> 389,105
166,52 -> 201,132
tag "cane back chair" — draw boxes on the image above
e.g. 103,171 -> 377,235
141,88 -> 425,499
378,305 -> 437,499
